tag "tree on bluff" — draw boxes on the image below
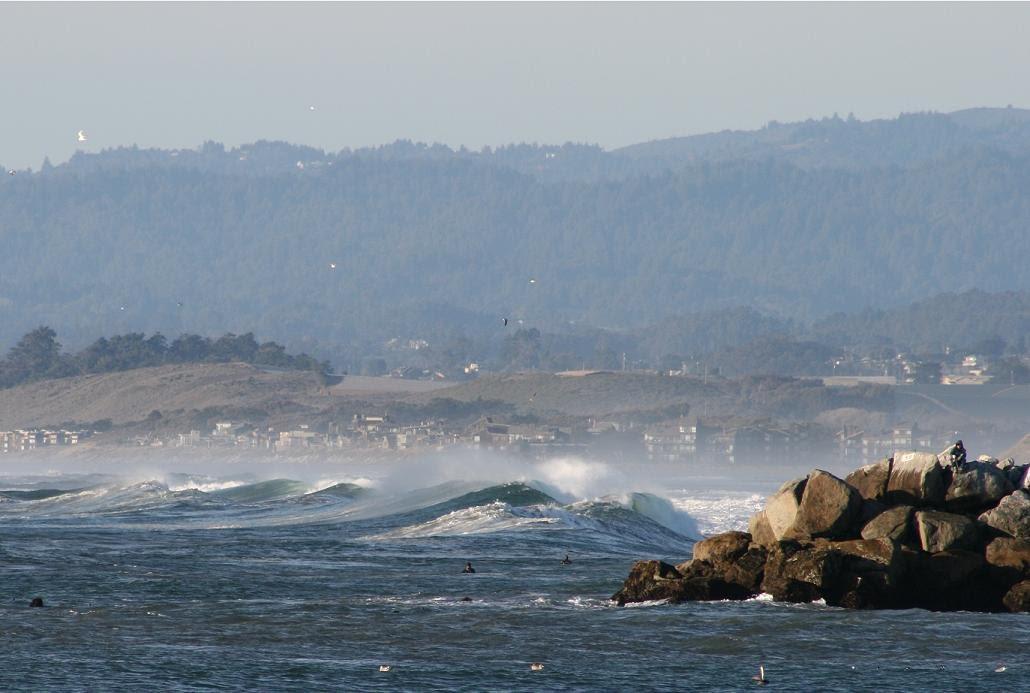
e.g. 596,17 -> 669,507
0,326 -> 71,387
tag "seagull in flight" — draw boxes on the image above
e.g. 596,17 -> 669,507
503,318 -> 508,326
309,105 -> 316,111
329,262 -> 337,270
77,130 -> 88,142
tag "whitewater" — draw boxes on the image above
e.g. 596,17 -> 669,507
0,452 -> 1024,690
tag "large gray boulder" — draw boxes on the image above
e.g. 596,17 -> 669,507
692,531 -> 751,564
845,459 -> 891,502
686,534 -> 769,595
793,469 -> 862,539
824,538 -> 905,609
887,451 -> 946,506
761,540 -> 842,603
861,505 -> 914,544
945,461 -> 1014,512
764,477 -> 808,541
979,490 -> 1030,539
748,510 -> 777,546
915,510 -> 980,553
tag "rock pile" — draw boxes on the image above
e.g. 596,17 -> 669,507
613,448 -> 1030,612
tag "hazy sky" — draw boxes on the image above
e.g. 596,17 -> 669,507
2,2 -> 1030,169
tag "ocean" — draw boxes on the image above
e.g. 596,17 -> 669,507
0,452 -> 1025,691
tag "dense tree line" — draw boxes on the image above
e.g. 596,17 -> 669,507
0,327 -> 330,389
4,109 -> 1030,375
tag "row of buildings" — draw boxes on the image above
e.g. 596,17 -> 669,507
641,419 -> 974,466
1,416 -> 979,468
0,428 -> 92,453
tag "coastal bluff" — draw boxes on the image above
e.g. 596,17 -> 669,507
613,450 -> 1030,613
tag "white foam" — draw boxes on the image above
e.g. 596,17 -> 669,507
670,492 -> 765,535
167,478 -> 247,493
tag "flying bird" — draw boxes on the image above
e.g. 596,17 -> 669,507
309,105 -> 316,111
503,318 -> 508,326
7,170 -> 14,176
529,278 -> 537,284
77,130 -> 88,142
329,263 -> 337,270
752,665 -> 768,685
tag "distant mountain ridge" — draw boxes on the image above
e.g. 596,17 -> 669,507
3,108 -> 1030,366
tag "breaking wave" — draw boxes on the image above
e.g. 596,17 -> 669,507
0,472 -> 757,554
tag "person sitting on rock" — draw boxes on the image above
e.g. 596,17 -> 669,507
951,440 -> 967,470
462,561 -> 475,574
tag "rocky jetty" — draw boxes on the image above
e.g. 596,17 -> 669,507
613,448 -> 1030,613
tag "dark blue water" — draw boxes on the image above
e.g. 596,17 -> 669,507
0,462 -> 1025,691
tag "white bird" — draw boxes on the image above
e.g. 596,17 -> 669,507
309,105 -> 316,111
296,161 -> 305,170
752,665 -> 768,685
7,170 -> 14,176
77,130 -> 88,142
378,665 -> 391,672
329,263 -> 337,270
530,663 -> 544,671
529,278 -> 537,284
995,665 -> 1007,673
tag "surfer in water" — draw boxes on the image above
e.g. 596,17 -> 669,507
560,554 -> 571,565
463,561 -> 475,574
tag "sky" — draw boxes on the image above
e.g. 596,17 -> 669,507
2,2 -> 1030,170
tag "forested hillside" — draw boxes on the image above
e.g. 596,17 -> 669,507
3,109 -> 1030,369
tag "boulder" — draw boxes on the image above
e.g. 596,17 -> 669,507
861,505 -> 914,544
748,510 -> 777,547
764,477 -> 808,541
985,537 -> 1030,572
887,451 -> 946,506
845,459 -> 891,502
761,541 -> 841,603
1012,465 -> 1030,490
979,489 -> 1030,539
995,458 -> 1016,472
793,470 -> 862,539
692,531 -> 751,564
915,510 -> 980,553
612,559 -> 754,605
909,550 -> 996,611
823,538 -> 904,609
945,461 -> 1013,512
1003,580 -> 1030,613
610,560 -> 683,605
684,534 -> 767,595
719,545 -> 768,594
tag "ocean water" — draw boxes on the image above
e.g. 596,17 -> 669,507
0,454 -> 1025,691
